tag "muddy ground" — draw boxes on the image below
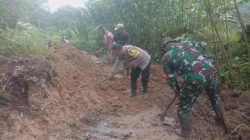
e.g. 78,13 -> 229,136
0,43 -> 249,140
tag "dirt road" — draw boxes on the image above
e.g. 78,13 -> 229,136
0,43 -> 249,140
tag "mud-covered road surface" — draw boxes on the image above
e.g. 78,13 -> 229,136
0,43 -> 249,140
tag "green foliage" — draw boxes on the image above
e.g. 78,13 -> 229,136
69,27 -> 99,53
0,0 -> 249,88
0,0 -> 24,27
76,0 -> 250,88
0,22 -> 60,56
52,6 -> 83,29
0,0 -> 61,56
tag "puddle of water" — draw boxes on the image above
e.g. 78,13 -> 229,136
87,107 -> 181,140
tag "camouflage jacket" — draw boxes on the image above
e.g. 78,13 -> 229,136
162,42 -> 216,88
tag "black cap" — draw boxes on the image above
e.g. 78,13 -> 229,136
112,44 -> 123,50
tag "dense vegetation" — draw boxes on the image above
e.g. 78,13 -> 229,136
0,0 -> 249,88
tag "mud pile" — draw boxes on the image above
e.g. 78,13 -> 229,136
0,43 -> 249,140
0,43 -> 110,139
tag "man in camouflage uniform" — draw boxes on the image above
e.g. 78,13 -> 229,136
161,37 -> 226,138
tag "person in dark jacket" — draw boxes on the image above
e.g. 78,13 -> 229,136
113,23 -> 129,46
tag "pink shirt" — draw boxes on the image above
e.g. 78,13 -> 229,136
103,31 -> 113,49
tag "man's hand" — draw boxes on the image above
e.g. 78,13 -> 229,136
108,73 -> 114,79
171,83 -> 180,95
127,63 -> 133,69
172,86 -> 179,95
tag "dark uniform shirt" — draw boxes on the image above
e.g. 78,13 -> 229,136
113,33 -> 129,45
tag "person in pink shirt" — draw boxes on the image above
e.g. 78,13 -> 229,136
95,25 -> 114,59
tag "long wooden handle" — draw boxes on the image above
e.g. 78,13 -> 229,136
96,66 -> 129,85
95,77 -> 112,85
161,93 -> 178,120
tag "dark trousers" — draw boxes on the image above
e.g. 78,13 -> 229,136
130,61 -> 151,94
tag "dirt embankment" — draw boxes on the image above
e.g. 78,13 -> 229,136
0,43 -> 249,140
0,43 -> 110,140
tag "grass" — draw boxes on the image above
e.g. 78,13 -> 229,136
0,22 -> 60,56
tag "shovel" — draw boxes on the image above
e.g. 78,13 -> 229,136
161,85 -> 180,126
161,93 -> 178,121
95,76 -> 114,85
95,66 -> 129,86
163,115 -> 176,126
161,93 -> 178,126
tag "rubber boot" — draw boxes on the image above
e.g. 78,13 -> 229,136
212,102 -> 229,134
142,80 -> 148,97
178,110 -> 192,138
215,111 -> 228,134
130,80 -> 137,97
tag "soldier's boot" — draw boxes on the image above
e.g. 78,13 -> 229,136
215,111 -> 229,134
212,103 -> 229,134
130,80 -> 137,97
175,129 -> 191,139
178,110 -> 192,138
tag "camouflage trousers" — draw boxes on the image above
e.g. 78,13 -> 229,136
178,75 -> 222,137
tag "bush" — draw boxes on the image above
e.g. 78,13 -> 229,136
0,22 -> 60,56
